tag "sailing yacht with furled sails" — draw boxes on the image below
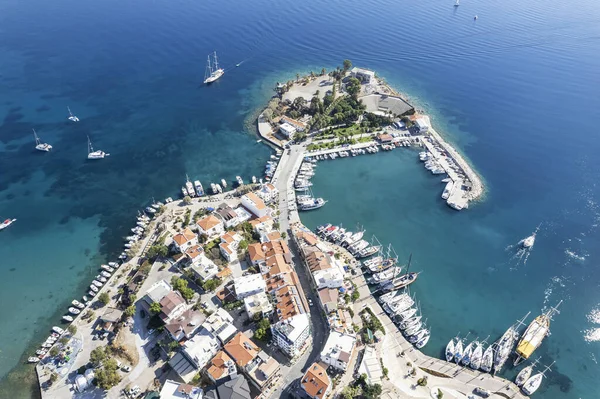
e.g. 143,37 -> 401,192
204,51 -> 224,84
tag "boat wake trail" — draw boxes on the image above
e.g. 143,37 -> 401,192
507,224 -> 542,270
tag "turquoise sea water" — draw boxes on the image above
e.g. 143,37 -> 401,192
1,0 -> 599,397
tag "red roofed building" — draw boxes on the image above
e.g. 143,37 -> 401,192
172,228 -> 198,253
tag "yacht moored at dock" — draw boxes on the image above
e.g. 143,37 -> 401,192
236,176 -> 244,186
514,302 -> 561,366
194,180 -> 204,196
185,175 -> 195,197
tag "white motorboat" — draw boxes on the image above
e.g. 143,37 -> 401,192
41,342 -> 53,348
88,290 -> 96,297
521,234 -> 536,249
87,136 -> 108,159
108,261 -> 118,267
33,129 -> 52,151
454,0 -> 459,6
215,183 -> 222,193
62,315 -> 73,322
194,180 -> 204,196
445,339 -> 456,362
236,176 -> 244,186
68,307 -> 80,315
101,271 -> 111,278
204,51 -> 225,84
185,175 -> 195,197
461,342 -> 474,366
36,349 -> 47,356
92,280 -> 103,287
480,345 -> 494,373
252,176 -> 257,184
118,254 -> 127,259
0,218 -> 17,231
298,198 -> 327,211
82,296 -> 89,303
28,357 -> 40,363
181,186 -> 189,197
470,341 -> 483,370
124,243 -> 132,249
67,106 -> 79,122
101,265 -> 114,272
96,275 -> 107,283
72,300 -> 85,309
441,181 -> 454,200
52,326 -> 64,335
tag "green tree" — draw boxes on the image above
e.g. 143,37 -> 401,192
254,318 -> 271,341
49,372 -> 58,385
202,278 -> 220,292
49,347 -> 60,357
343,59 -> 352,72
345,77 -> 361,99
95,359 -> 121,390
171,277 -> 195,301
437,389 -> 444,399
238,240 -> 248,251
150,302 -> 162,314
98,292 -> 110,306
341,385 -> 360,399
351,290 -> 360,302
183,195 -> 192,205
125,305 -> 136,318
417,376 -> 428,387
281,232 -> 287,239
147,244 -> 168,260
67,325 -> 77,335
168,340 -> 180,353
363,383 -> 383,399
310,96 -> 323,115
90,346 -> 107,366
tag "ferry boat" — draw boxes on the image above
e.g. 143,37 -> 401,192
185,175 -> 196,197
298,198 -> 326,211
514,302 -> 561,366
221,179 -> 227,188
204,51 -> 225,84
33,129 -> 52,151
0,218 -> 16,231
194,180 -> 204,196
87,136 -> 109,159
67,106 -> 79,122
236,176 -> 244,186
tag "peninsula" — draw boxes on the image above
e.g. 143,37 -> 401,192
258,60 -> 483,210
32,64 -> 539,399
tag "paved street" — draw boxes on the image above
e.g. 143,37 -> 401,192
269,144 -> 330,398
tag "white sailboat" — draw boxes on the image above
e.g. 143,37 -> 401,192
33,129 -> 52,152
515,358 -> 539,387
204,51 -> 225,84
87,136 -> 108,159
445,338 -> 456,362
470,341 -> 484,370
480,345 -> 494,373
454,0 -> 460,6
67,106 -> 79,122
522,362 -> 554,395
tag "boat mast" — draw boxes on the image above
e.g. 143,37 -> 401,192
87,135 -> 93,154
33,129 -> 40,145
213,51 -> 219,70
205,55 -> 212,80
68,106 -> 73,116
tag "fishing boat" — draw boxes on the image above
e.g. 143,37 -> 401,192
72,300 -> 85,309
236,176 -> 244,186
194,180 -> 204,196
67,106 -> 79,122
33,129 -> 52,151
515,359 -> 539,387
204,51 -> 225,84
470,341 -> 483,370
87,136 -> 108,159
185,175 -> 195,197
480,345 -> 494,372
521,362 -> 554,395
0,218 -> 17,231
445,338 -> 456,362
514,302 -> 561,366
461,341 -> 474,366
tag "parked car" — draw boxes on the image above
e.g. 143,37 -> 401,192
473,387 -> 490,398
121,365 -> 131,372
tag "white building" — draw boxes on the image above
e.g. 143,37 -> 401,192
241,192 -> 268,218
219,231 -> 243,262
182,328 -> 221,369
234,274 -> 267,300
159,379 -> 202,399
234,206 -> 252,224
350,67 -> 375,83
243,292 -> 274,319
312,266 -> 344,289
320,331 -> 356,371
172,228 -> 198,254
143,280 -> 172,306
196,215 -> 224,238
190,253 -> 219,282
279,122 -> 297,138
256,183 -> 279,204
272,314 -> 310,358
415,118 -> 429,133
203,308 -> 238,344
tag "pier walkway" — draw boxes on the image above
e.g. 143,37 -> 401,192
350,270 -> 527,399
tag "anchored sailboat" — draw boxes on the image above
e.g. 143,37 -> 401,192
87,136 -> 109,159
67,106 -> 79,122
204,51 -> 225,84
33,129 -> 52,152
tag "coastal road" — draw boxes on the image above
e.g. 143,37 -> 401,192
270,143 -> 330,398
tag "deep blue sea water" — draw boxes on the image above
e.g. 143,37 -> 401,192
1,0 -> 599,397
